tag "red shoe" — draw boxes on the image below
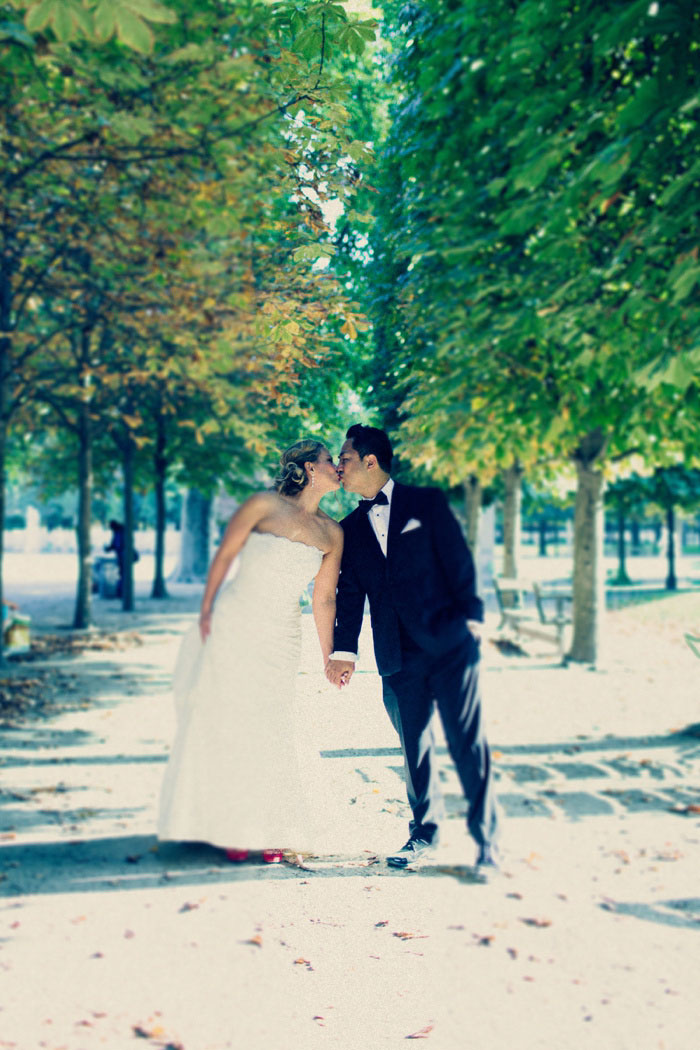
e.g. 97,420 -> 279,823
262,849 -> 283,864
225,848 -> 250,863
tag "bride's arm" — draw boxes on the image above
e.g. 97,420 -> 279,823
199,493 -> 271,640
312,527 -> 343,664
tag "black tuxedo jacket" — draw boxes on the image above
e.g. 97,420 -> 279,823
333,482 -> 483,676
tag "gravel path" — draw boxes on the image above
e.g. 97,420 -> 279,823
1,579 -> 699,1049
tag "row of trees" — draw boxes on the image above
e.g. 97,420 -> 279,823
366,0 -> 700,661
1,0 -> 377,647
4,1 -> 699,668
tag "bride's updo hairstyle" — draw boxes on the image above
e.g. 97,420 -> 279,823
274,439 -> 326,496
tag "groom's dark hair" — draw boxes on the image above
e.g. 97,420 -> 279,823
346,424 -> 393,472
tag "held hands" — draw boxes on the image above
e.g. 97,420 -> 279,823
325,658 -> 355,689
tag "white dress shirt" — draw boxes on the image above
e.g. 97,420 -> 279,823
330,479 -> 394,664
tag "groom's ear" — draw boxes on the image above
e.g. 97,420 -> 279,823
364,453 -> 378,471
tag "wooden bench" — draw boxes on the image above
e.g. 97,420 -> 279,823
531,582 -> 573,657
493,577 -> 572,659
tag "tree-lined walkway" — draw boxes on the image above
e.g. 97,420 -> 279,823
1,592 -> 699,1048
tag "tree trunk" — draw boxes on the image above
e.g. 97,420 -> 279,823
463,475 -> 481,554
121,437 -> 136,612
151,416 -> 169,599
538,517 -> 548,556
175,488 -> 211,581
73,401 -> 93,628
630,518 -> 641,553
0,417 -> 6,666
612,507 -> 631,585
502,460 -> 523,578
570,445 -> 606,664
0,256 -> 10,664
665,505 -> 677,591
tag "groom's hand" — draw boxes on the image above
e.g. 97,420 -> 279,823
325,659 -> 355,689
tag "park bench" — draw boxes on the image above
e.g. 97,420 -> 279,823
493,577 -> 572,660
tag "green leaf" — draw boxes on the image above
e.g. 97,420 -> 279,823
51,2 -> 76,41
0,20 -> 36,47
295,27 -> 321,59
347,27 -> 365,56
165,42 -> 208,63
108,112 -> 156,143
94,0 -> 117,40
487,177 -> 507,197
69,3 -> 94,37
24,0 -> 54,33
293,243 -> 335,263
115,8 -> 154,53
671,266 -> 700,304
123,0 -> 177,25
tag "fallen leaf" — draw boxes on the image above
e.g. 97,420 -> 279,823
393,931 -> 428,940
375,920 -> 389,927
406,1023 -> 434,1039
178,902 -> 199,913
244,934 -> 263,947
519,917 -> 552,928
473,934 -> 494,946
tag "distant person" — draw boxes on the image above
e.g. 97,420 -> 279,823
104,520 -> 126,597
326,424 -> 500,870
158,439 -> 343,864
104,520 -> 138,598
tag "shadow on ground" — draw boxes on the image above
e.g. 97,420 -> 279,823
0,836 -> 411,897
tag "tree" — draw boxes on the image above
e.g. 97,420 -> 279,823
642,466 -> 700,590
605,476 -> 648,585
3,0 -> 378,629
368,0 -> 700,663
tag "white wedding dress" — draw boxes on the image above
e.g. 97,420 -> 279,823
158,531 -> 323,852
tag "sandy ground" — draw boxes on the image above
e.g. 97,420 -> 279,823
1,558 -> 699,1050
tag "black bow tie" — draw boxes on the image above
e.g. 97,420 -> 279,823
359,491 -> 389,513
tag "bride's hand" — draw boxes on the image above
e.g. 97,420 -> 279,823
199,611 -> 212,642
325,658 -> 355,689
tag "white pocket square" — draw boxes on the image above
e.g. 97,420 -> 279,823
401,518 -> 422,534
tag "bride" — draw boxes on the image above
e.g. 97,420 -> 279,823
158,438 -> 343,863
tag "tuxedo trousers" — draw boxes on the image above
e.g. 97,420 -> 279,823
381,639 -> 498,849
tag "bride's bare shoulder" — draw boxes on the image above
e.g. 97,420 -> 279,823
241,490 -> 282,510
232,490 -> 283,523
318,514 -> 343,546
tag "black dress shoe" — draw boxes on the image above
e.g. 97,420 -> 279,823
475,844 -> 499,870
387,837 -> 435,868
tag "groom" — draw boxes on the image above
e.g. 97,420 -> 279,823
326,424 -> 499,869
